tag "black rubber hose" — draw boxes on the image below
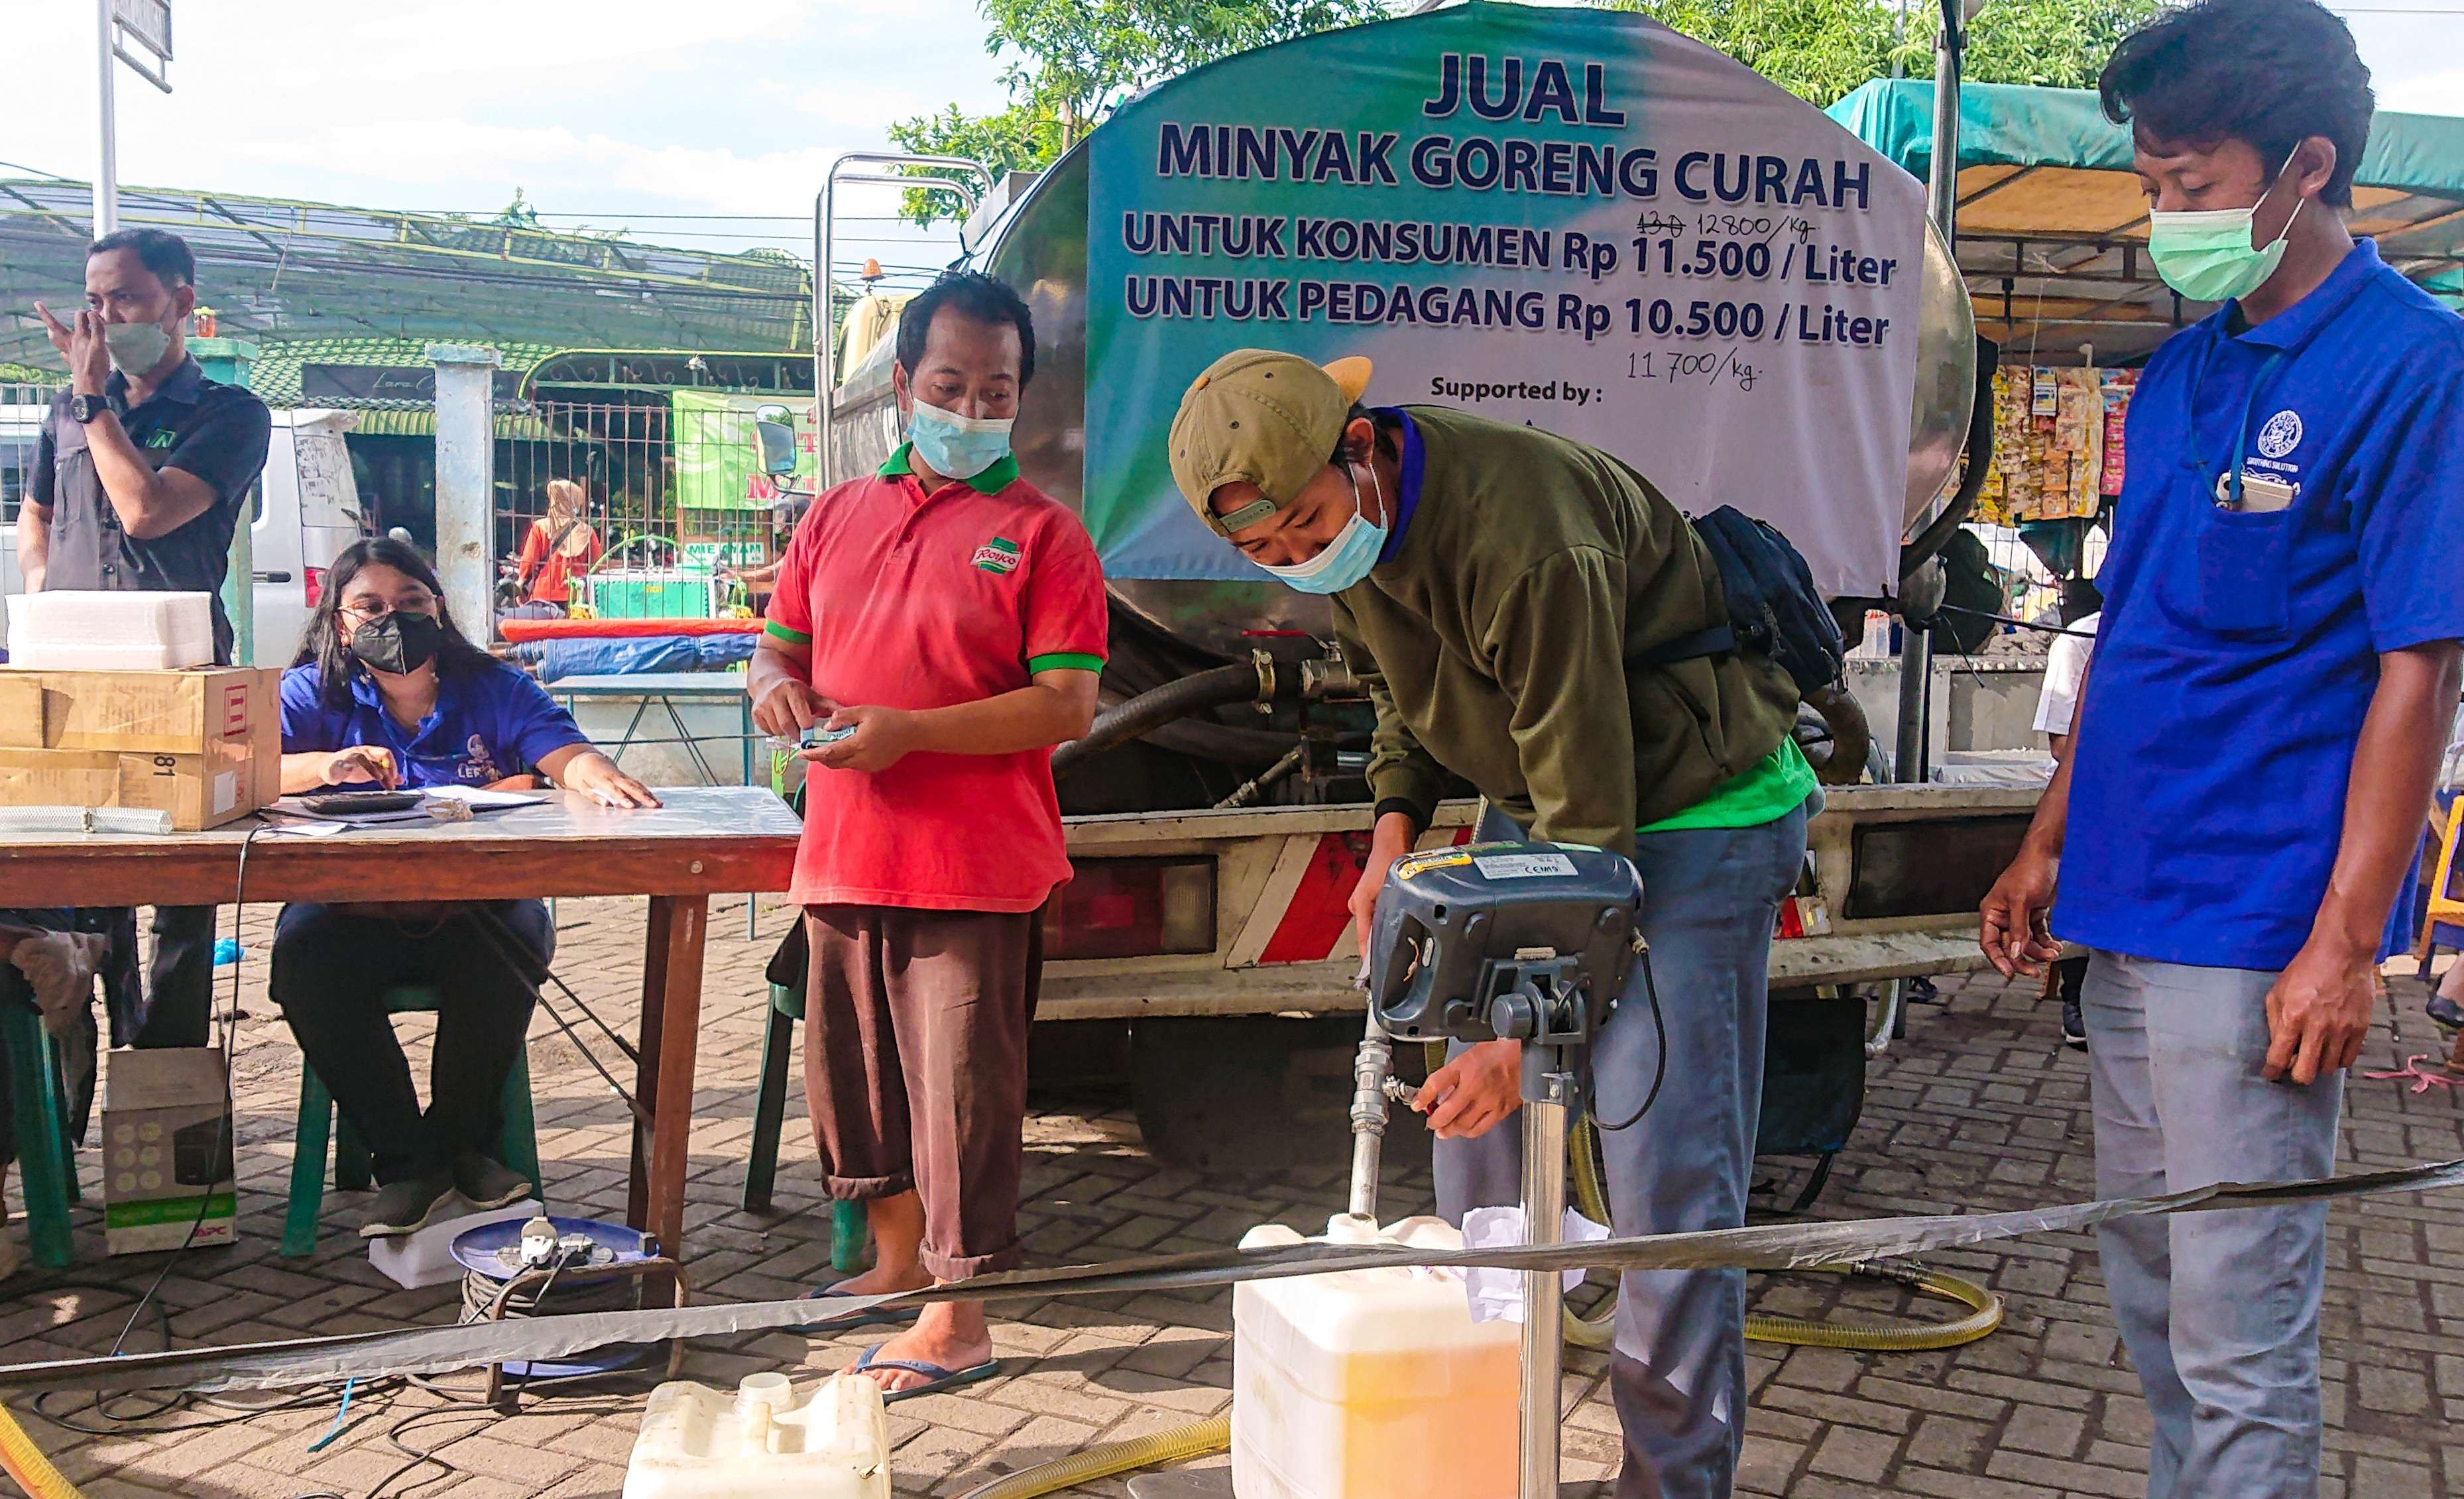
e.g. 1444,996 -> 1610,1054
1053,662 -> 1265,779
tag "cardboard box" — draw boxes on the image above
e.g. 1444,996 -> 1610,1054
0,667 -> 279,830
101,1048 -> 236,1255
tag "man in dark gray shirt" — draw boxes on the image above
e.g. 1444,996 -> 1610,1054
21,228 -> 270,1047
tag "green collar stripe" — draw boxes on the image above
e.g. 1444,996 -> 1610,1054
878,443 -> 1020,496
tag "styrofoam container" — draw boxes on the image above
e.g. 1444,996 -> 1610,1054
1233,1215 -> 1519,1499
5,591 -> 215,670
622,1372 -> 890,1499
367,1200 -> 542,1290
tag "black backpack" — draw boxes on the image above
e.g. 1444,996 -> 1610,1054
1634,506 -> 1844,696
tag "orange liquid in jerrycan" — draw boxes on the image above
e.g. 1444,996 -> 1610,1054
1232,1215 -> 1520,1499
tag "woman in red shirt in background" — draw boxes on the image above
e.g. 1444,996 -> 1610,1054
514,478 -> 602,608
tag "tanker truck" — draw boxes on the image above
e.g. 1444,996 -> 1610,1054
806,3 -> 2031,1175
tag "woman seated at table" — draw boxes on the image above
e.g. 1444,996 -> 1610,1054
274,537 -> 658,1239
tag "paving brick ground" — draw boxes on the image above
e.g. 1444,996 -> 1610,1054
5,895 -> 2461,1498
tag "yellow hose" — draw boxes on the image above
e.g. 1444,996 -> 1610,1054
0,1401 -> 85,1499
953,1414 -> 1230,1499
1566,1115 -> 2003,1352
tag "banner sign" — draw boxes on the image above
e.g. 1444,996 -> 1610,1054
670,390 -> 817,513
1085,3 -> 1926,597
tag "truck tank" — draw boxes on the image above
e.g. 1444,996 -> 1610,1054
831,144 -> 1976,665
825,7 -> 1979,795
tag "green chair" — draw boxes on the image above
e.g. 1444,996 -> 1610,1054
280,986 -> 542,1258
1,1000 -> 86,1270
743,982 -> 868,1274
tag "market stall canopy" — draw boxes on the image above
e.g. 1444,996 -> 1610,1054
1828,81 -> 2464,362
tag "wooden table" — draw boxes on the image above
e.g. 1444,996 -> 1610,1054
0,786 -> 801,1269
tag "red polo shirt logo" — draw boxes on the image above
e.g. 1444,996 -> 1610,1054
972,537 -> 1022,575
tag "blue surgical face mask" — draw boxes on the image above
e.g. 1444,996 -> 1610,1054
906,398 -> 1014,481
1259,463 -> 1386,595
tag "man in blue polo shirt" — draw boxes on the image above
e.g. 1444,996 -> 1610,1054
1981,3 -> 2464,1494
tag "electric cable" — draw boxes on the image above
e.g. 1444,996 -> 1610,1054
14,825 -> 272,1437
1590,944 -> 1669,1133
1928,602 -> 2097,638
457,906 -> 647,1125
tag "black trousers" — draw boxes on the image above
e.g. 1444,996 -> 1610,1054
269,900 -> 552,1184
137,905 -> 217,1048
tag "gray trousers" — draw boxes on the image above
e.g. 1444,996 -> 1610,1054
2083,952 -> 2341,1499
1435,801 -> 1810,1499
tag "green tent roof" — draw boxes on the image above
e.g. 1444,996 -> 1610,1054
1827,82 -> 2464,358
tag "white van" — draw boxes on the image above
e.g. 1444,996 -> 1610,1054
0,406 -> 367,667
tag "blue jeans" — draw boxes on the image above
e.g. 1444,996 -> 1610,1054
1435,801 -> 1810,1499
2083,952 -> 2342,1499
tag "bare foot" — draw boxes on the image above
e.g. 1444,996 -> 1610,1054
823,1261 -> 931,1296
853,1304 -> 994,1396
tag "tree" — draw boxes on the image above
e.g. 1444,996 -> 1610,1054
889,0 -> 1384,223
888,0 -> 2163,223
1603,0 -> 2166,106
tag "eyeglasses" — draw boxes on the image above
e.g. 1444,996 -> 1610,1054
339,598 -> 437,623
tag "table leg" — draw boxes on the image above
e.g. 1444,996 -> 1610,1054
634,894 -> 709,1279
628,898 -> 674,1232
744,696 -> 759,942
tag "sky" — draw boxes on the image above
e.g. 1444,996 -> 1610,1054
1,0 -> 2461,282
0,0 -> 1018,284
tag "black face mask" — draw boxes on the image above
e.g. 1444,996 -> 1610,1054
347,611 -> 445,676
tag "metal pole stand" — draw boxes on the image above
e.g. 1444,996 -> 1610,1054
1518,1044 -> 1578,1499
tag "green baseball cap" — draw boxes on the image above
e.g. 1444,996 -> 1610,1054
1169,349 -> 1374,535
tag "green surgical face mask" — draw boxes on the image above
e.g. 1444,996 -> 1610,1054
2145,161 -> 2304,305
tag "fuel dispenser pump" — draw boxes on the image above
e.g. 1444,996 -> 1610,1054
1350,841 -> 1645,1499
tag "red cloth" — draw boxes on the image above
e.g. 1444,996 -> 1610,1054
498,617 -> 759,641
514,518 -> 604,604
766,463 -> 1107,911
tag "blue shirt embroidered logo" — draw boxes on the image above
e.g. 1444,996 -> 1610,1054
2056,239 -> 2464,969
2255,409 -> 2304,461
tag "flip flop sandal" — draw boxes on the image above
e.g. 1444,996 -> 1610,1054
804,1281 -> 919,1329
852,1345 -> 1002,1402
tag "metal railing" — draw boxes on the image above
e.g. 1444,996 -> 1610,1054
496,398 -> 778,614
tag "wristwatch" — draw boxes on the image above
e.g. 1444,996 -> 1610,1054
68,394 -> 107,425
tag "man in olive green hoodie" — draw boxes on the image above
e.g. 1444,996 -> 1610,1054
1171,349 -> 1816,1499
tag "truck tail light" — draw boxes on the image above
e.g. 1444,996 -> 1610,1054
1042,857 -> 1216,961
304,567 -> 327,608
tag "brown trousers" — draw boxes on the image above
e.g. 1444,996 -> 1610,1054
801,905 -> 1039,1278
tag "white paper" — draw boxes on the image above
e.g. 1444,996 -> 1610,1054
424,785 -> 546,810
211,771 -> 237,816
1460,1205 -> 1612,1325
261,816 -> 351,838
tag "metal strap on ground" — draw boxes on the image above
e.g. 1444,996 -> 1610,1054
6,1156 -> 2460,1397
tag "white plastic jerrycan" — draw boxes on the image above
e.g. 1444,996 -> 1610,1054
1232,1214 -> 1520,1499
622,1370 -> 890,1499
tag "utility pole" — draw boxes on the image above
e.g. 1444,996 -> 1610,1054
94,0 -> 117,234
1895,0 -> 1970,783
95,0 -> 174,235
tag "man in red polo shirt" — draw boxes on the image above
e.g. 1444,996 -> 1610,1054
749,270 -> 1106,1398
